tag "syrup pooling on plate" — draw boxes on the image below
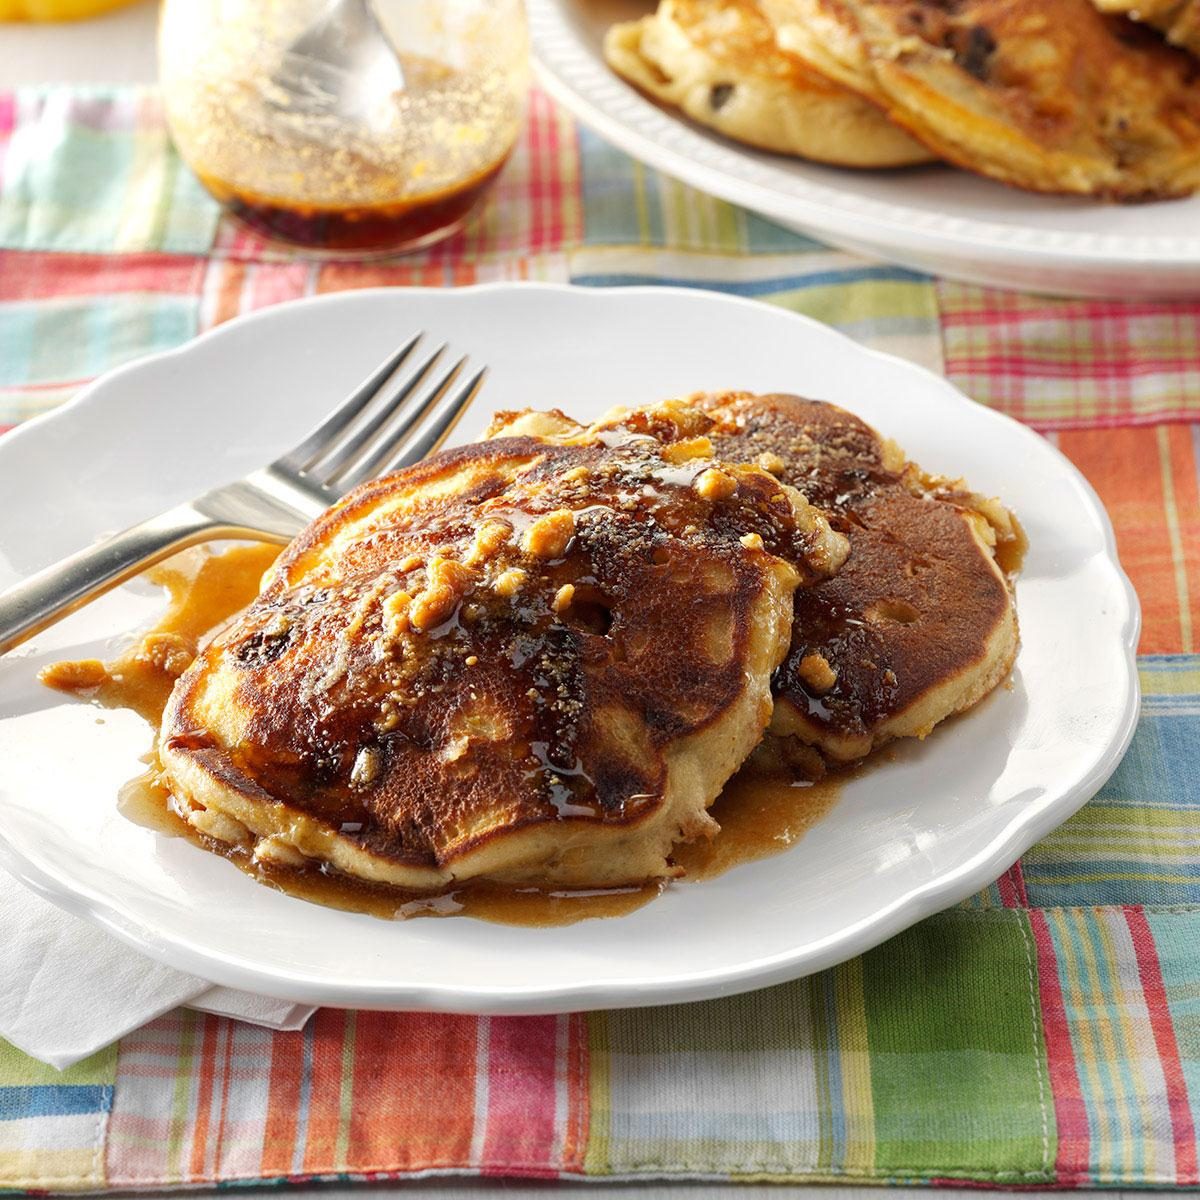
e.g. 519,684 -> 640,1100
41,543 -> 842,925
38,543 -> 282,723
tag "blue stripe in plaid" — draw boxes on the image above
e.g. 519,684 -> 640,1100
1021,655 -> 1200,908
0,1085 -> 111,1120
571,267 -> 925,294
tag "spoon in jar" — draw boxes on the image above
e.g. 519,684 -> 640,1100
268,0 -> 405,127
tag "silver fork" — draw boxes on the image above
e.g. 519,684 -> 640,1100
0,334 -> 486,657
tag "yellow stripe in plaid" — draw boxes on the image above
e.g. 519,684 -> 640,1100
0,1039 -> 115,1192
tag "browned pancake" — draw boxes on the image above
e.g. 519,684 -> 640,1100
761,0 -> 1200,199
701,392 -> 1022,761
1092,0 -> 1200,59
160,403 -> 848,891
492,395 -> 1022,764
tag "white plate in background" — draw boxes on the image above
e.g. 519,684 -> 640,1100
529,0 -> 1200,298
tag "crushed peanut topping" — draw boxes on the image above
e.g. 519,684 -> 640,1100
493,567 -> 527,597
694,468 -> 737,502
137,632 -> 195,677
429,557 -> 475,593
404,558 -> 477,633
798,652 -> 838,695
350,745 -> 382,788
739,532 -> 765,551
409,582 -> 458,633
756,451 -> 786,476
465,654 -> 479,666
562,465 -> 590,484
463,520 -> 512,567
552,583 -> 576,613
38,658 -> 108,690
382,589 -> 413,638
662,436 -> 714,464
523,509 -> 575,560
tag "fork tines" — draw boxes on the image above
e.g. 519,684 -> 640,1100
276,334 -> 488,492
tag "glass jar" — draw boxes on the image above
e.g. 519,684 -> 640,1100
159,0 -> 530,255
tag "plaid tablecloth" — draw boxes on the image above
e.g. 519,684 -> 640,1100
0,86 -> 1198,1193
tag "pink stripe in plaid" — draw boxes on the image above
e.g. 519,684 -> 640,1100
480,1016 -> 561,1176
0,93 -> 16,190
198,259 -> 317,331
995,861 -> 1030,907
0,251 -> 205,302
106,1012 -> 281,1188
938,281 -> 1200,431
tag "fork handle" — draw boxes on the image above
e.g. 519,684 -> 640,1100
0,503 -> 222,657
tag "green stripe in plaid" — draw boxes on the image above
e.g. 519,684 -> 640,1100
588,911 -> 1061,1184
577,128 -> 819,254
1145,911 -> 1200,1132
586,960 -> 875,1181
589,908 -> 1200,1185
0,294 -> 198,400
863,913 -> 1053,1182
0,1039 -> 116,1191
0,90 -> 217,256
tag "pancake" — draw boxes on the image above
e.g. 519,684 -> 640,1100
759,0 -> 1200,198
702,392 -> 1022,761
1092,0 -> 1200,58
159,402 -> 849,892
605,0 -> 933,166
492,394 -> 1022,764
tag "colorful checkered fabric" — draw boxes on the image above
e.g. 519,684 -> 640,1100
0,86 -> 1197,1192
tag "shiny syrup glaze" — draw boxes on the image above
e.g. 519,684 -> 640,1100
198,434 -> 833,834
43,544 -> 841,926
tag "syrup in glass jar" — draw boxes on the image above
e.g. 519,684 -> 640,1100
158,0 -> 530,254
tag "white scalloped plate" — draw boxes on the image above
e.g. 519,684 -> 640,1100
0,284 -> 1139,1011
529,0 -> 1200,298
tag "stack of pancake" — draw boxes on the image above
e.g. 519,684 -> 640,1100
157,392 -> 1023,896
604,0 -> 1200,199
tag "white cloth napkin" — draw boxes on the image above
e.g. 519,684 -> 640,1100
0,870 -> 316,1070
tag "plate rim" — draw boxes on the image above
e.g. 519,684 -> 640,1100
0,282 -> 1143,1011
527,0 -> 1200,267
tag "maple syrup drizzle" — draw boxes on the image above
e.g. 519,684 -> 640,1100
42,545 -> 841,926
198,155 -> 511,255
